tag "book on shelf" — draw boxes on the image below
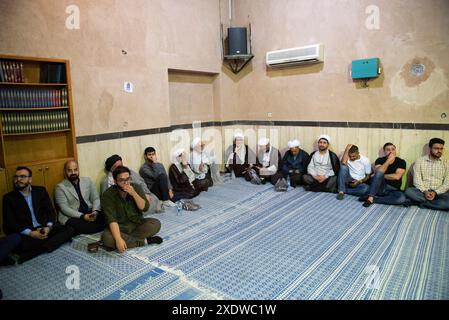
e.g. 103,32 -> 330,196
0,60 -> 26,83
41,63 -> 65,83
1,109 -> 69,135
0,61 -> 4,82
0,87 -> 67,109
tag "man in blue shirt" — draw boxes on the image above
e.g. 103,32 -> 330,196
2,166 -> 74,264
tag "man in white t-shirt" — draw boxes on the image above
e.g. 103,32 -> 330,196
337,144 -> 371,200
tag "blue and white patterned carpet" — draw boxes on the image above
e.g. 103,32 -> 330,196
1,179 -> 448,300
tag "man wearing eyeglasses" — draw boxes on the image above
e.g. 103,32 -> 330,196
100,166 -> 162,253
2,166 -> 74,264
100,154 -> 163,214
405,138 -> 449,211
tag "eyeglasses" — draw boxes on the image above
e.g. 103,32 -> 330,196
13,175 -> 30,180
117,177 -> 131,183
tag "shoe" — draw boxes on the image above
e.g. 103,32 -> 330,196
358,195 -> 369,202
336,192 -> 345,200
163,200 -> 176,207
363,200 -> 373,207
0,256 -> 17,266
184,199 -> 201,209
146,236 -> 163,245
0,256 -> 16,267
17,249 -> 44,264
87,241 -> 101,253
402,199 -> 412,207
182,201 -> 200,211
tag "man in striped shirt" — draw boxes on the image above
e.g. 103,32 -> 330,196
405,138 -> 449,211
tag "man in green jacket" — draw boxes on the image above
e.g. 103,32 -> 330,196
101,166 -> 162,253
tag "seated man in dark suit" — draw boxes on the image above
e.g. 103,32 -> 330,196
2,166 -> 74,264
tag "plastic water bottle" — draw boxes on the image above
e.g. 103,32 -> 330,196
231,168 -> 236,180
176,200 -> 183,216
287,175 -> 291,189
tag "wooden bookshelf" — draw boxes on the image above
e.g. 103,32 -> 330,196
0,55 -> 78,234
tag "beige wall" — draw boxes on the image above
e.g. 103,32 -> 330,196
3,0 -> 447,129
78,124 -> 449,189
77,127 -> 223,188
0,0 -> 228,136
1,0 -> 448,184
168,70 -> 219,125
232,0 -> 449,123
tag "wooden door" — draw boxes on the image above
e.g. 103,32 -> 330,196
42,159 -> 67,203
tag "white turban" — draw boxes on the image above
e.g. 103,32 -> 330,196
191,137 -> 201,149
288,139 -> 300,148
258,137 -> 270,146
173,148 -> 185,159
317,134 -> 331,144
234,132 -> 244,140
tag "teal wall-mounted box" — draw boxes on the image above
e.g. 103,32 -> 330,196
351,58 -> 380,79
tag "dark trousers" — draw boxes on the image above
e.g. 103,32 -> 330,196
228,164 -> 250,177
367,171 -> 406,205
283,172 -> 304,187
303,174 -> 337,192
17,224 -> 74,264
172,191 -> 199,202
102,218 -> 161,250
262,173 -> 283,185
405,188 -> 449,211
150,174 -> 170,201
193,178 -> 212,192
65,212 -> 106,236
245,167 -> 283,185
0,234 -> 21,263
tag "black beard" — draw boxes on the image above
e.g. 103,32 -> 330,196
68,174 -> 79,181
14,184 -> 28,191
431,153 -> 441,159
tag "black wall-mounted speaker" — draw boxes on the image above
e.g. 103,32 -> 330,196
228,27 -> 247,55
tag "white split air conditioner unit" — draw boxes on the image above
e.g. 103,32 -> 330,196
266,43 -> 324,67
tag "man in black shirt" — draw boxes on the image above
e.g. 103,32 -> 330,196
361,143 -> 406,207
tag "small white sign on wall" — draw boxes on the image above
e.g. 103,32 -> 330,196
124,81 -> 133,93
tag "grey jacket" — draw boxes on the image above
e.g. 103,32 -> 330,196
55,177 -> 101,225
139,161 -> 172,191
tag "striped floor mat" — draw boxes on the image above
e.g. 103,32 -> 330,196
0,179 -> 448,299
